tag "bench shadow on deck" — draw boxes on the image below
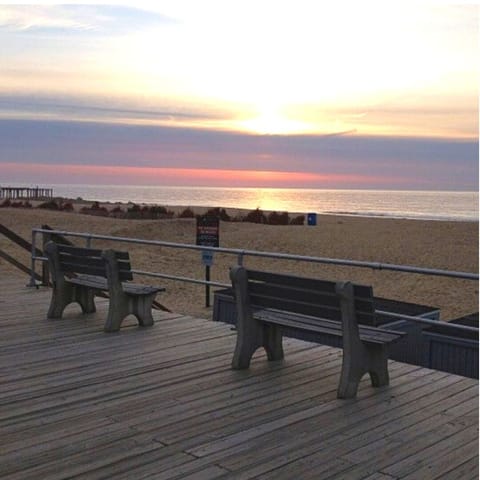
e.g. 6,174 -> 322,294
0,277 -> 478,480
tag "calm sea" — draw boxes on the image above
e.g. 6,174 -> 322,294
12,184 -> 480,221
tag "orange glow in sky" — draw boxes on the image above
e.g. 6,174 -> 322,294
1,162 -> 391,189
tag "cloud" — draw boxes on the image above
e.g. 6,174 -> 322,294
0,5 -> 176,35
0,94 -> 232,125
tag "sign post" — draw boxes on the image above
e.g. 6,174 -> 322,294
196,216 -> 219,307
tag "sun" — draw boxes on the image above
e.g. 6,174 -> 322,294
239,105 -> 312,135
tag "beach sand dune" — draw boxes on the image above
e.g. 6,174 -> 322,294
0,205 -> 477,321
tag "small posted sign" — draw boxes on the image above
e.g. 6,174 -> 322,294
201,250 -> 214,266
196,215 -> 219,308
196,215 -> 219,247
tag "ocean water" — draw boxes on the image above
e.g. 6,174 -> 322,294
6,184 -> 479,221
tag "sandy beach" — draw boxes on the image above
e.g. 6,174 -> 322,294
0,203 -> 478,321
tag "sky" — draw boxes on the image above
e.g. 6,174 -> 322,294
0,1 -> 478,190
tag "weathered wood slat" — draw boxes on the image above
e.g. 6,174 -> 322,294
67,275 -> 108,289
247,270 -> 375,324
217,377 -> 475,477
56,244 -> 102,256
436,456 -> 479,480
248,269 -> 375,301
255,308 -> 404,344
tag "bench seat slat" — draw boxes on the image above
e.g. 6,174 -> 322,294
249,282 -> 339,307
249,296 -> 375,325
57,245 -> 102,257
59,254 -> 104,267
117,260 -> 132,270
62,263 -> 106,277
247,269 -> 374,299
68,274 -> 108,289
250,282 -> 376,315
250,295 -> 342,321
254,308 -> 404,344
59,256 -> 132,281
58,244 -> 130,261
247,269 -> 376,326
112,251 -> 130,260
60,255 -> 132,271
117,269 -> 134,281
258,308 -> 405,338
68,275 -> 164,295
248,269 -> 337,292
123,284 -> 165,295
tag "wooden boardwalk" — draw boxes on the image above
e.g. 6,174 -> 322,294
0,276 -> 478,479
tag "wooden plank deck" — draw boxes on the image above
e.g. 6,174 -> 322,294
0,276 -> 478,480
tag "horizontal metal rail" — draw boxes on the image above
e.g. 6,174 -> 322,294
31,228 -> 479,333
32,228 -> 479,280
133,269 -> 229,289
376,310 -> 478,333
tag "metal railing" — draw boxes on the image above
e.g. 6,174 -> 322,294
30,227 -> 479,334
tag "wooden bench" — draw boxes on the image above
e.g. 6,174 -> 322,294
229,266 -> 405,399
44,241 -> 165,332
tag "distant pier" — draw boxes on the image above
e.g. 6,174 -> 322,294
0,186 -> 54,200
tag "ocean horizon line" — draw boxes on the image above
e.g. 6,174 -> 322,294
2,182 -> 478,193
1,183 -> 478,222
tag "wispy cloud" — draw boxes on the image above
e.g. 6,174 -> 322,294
0,5 -> 176,35
0,94 -> 233,126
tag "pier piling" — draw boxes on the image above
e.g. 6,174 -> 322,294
0,186 -> 54,200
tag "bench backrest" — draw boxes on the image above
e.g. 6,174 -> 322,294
46,242 -> 133,281
241,269 -> 377,326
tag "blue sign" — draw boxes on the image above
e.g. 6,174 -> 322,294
201,250 -> 214,266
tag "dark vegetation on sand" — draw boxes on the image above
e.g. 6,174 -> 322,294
0,199 -> 305,225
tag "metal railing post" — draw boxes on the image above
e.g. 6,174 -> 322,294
41,229 -> 51,286
237,251 -> 244,266
27,230 -> 37,287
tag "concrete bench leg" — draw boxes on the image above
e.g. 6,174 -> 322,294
47,285 -> 69,319
232,318 -> 284,369
230,266 -> 285,369
104,296 -> 127,332
45,243 -> 97,319
337,355 -> 367,399
103,293 -> 156,333
76,286 -> 96,314
231,308 -> 264,369
367,344 -> 390,388
103,250 -> 159,332
337,343 -> 390,399
230,266 -> 261,369
47,283 -> 96,319
336,281 -> 390,399
131,293 -> 156,327
263,324 -> 284,361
